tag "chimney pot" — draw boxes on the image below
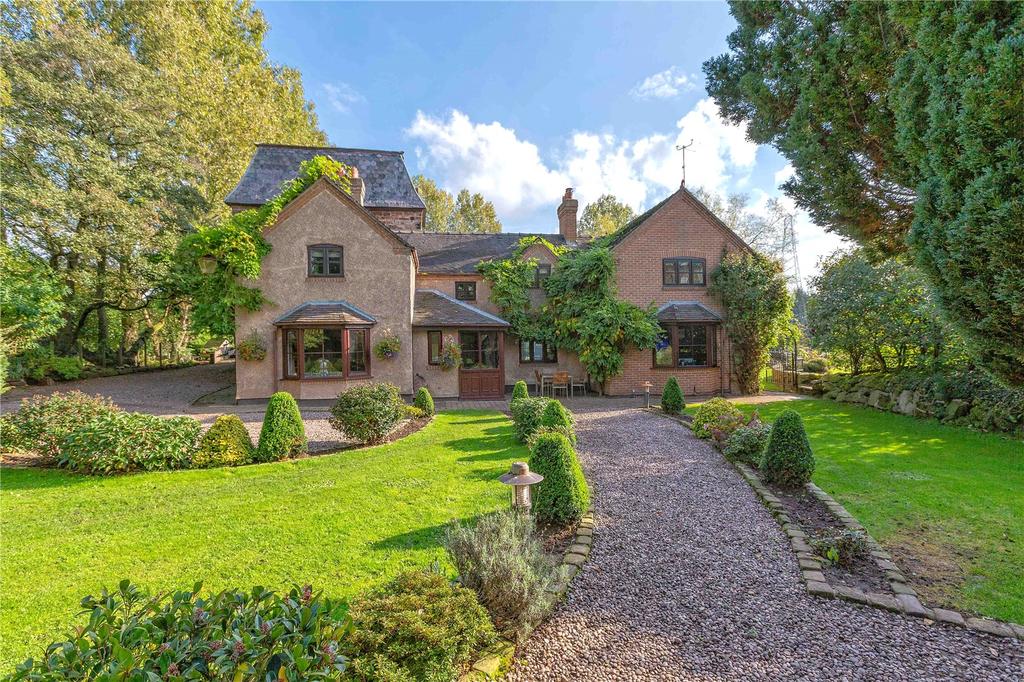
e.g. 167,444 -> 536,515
557,187 -> 579,242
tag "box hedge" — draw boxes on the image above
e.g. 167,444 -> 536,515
193,414 -> 254,468
529,432 -> 590,524
329,382 -> 404,445
510,396 -> 549,444
540,399 -> 576,445
661,377 -> 685,414
760,409 -> 816,488
255,392 -> 307,462
511,380 -> 529,402
413,386 -> 435,416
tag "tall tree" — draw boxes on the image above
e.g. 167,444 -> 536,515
693,188 -> 797,265
412,176 -> 502,233
704,1 -> 1024,386
412,175 -> 456,233
578,194 -> 635,238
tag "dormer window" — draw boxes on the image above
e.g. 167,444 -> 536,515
532,263 -> 551,288
308,244 -> 343,277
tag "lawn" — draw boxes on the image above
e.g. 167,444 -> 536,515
0,410 -> 523,670
716,398 -> 1023,624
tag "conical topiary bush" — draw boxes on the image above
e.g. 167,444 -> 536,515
256,391 -> 307,462
540,399 -> 575,444
511,380 -> 529,403
414,386 -> 435,416
529,432 -> 589,524
760,409 -> 815,488
661,377 -> 684,414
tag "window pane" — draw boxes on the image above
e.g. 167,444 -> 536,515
460,331 -> 479,368
677,324 -> 707,367
304,328 -> 325,351
520,339 -> 531,362
691,260 -> 705,285
544,343 -> 557,362
285,330 -> 298,377
480,332 -> 499,368
654,330 -> 673,367
429,331 -> 442,364
327,249 -> 342,275
532,342 -> 544,362
663,260 -> 676,286
348,329 -> 366,373
534,264 -> 551,287
455,282 -> 476,300
309,248 -> 325,275
305,353 -> 343,377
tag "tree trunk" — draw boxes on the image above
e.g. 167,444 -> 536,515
95,250 -> 108,366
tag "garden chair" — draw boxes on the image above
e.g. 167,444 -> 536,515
571,374 -> 587,397
552,371 -> 570,398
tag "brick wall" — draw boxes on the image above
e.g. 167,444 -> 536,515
605,189 -> 747,397
369,207 -> 423,232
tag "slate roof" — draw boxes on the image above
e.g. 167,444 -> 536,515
656,301 -> 723,323
413,289 -> 509,327
273,301 -> 377,326
226,144 -> 425,209
404,233 -> 567,274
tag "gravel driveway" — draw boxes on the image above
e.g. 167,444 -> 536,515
507,408 -> 1023,681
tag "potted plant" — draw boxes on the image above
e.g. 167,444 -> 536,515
236,329 -> 267,362
439,335 -> 462,371
373,329 -> 401,360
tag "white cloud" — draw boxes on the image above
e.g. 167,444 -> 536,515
774,163 -> 795,186
405,99 -> 757,217
631,66 -> 698,99
322,82 -> 364,114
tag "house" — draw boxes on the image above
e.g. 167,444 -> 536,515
226,143 -> 750,402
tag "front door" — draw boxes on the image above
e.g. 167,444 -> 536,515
458,329 -> 503,399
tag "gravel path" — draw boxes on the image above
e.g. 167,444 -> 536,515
507,407 -> 1023,681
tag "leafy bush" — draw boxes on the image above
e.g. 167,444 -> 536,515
811,529 -> 868,567
50,356 -> 84,381
760,409 -> 815,488
510,396 -> 550,444
723,422 -> 773,466
691,397 -> 742,439
8,579 -> 349,680
529,432 -> 590,524
708,410 -> 749,447
405,404 -> 427,420
444,510 -> 555,642
0,391 -> 118,460
343,570 -> 495,682
194,414 -> 254,468
511,380 -> 529,402
61,412 -> 201,474
540,399 -> 576,445
525,425 -> 575,450
802,358 -> 827,374
661,377 -> 685,414
328,382 -> 404,445
414,386 -> 435,416
256,392 -> 307,462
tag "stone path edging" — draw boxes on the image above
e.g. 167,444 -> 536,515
460,507 -> 596,681
731,461 -> 1024,642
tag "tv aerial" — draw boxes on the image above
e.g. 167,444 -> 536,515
676,139 -> 695,186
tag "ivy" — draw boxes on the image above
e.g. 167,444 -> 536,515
478,242 -> 660,392
174,156 -> 352,336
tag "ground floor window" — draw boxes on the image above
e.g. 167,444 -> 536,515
427,330 -> 442,365
282,326 -> 370,379
653,323 -> 717,368
519,339 -> 557,363
460,330 -> 500,369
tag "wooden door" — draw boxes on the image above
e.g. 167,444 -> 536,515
458,329 -> 504,399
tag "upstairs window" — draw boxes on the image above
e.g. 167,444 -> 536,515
532,263 -> 552,288
519,339 -> 557,363
662,257 -> 705,286
308,244 -> 343,277
455,281 -> 477,301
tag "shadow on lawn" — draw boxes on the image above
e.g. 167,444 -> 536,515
370,513 -> 490,553
0,467 -> 102,491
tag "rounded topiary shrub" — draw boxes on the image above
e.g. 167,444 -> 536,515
540,399 -> 576,445
691,397 -> 742,439
61,412 -> 201,474
413,386 -> 435,416
760,409 -> 815,488
511,380 -> 529,402
329,382 -> 404,445
510,396 -> 549,444
661,377 -> 685,414
256,392 -> 307,462
194,414 -> 254,468
529,432 -> 590,524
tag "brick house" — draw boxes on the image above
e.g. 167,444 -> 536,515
226,143 -> 751,401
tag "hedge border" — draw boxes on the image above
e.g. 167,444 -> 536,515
459,506 -> 596,681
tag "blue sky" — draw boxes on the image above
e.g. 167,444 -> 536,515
257,1 -> 845,278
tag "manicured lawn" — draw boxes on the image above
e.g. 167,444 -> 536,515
0,410 -> 523,670
711,398 -> 1023,624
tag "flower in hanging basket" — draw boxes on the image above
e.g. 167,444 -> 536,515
373,330 -> 402,360
439,335 -> 462,371
236,329 -> 267,362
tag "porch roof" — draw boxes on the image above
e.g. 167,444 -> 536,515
656,301 -> 723,323
273,300 -> 377,326
413,289 -> 510,328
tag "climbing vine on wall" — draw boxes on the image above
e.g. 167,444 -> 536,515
174,156 -> 352,336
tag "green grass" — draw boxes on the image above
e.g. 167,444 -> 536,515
710,398 -> 1023,623
0,410 -> 524,669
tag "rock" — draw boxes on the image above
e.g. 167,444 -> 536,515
966,617 -> 1015,638
896,594 -> 929,618
932,608 -> 966,627
944,399 -> 970,420
895,390 -> 917,416
867,390 -> 890,409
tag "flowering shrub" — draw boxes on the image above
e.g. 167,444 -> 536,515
438,335 -> 462,370
0,391 -> 118,460
690,397 -> 743,439
236,328 -> 267,362
61,412 -> 201,474
193,414 -> 254,468
329,382 -> 404,444
373,330 -> 402,359
343,570 -> 495,681
8,580 -> 349,680
708,410 -> 749,447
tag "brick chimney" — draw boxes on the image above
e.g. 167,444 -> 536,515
348,167 -> 365,206
557,187 -> 578,241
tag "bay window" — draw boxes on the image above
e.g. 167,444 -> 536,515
652,323 -> 717,368
283,327 -> 369,379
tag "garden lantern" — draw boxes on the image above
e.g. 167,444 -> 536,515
643,381 -> 653,408
499,462 -> 543,511
198,255 -> 217,275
